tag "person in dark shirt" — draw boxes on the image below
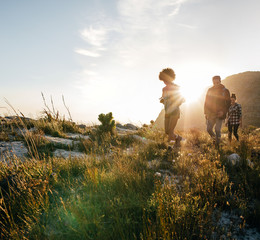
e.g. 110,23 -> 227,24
204,75 -> 231,144
226,93 -> 242,141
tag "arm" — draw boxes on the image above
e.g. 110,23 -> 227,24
224,89 -> 231,114
204,90 -> 210,118
160,88 -> 165,104
238,104 -> 242,126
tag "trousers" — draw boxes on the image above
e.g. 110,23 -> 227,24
228,123 -> 239,141
206,117 -> 223,143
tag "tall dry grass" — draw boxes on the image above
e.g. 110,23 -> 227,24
0,117 -> 259,239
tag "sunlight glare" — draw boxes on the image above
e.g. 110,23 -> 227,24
180,84 -> 204,104
175,63 -> 215,104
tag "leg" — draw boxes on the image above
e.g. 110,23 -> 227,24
215,118 -> 223,144
233,124 -> 240,141
167,115 -> 178,142
165,116 -> 169,135
228,123 -> 232,142
207,118 -> 216,138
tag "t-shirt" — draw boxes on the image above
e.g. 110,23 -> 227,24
162,83 -> 184,116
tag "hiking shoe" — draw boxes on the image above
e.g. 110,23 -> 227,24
175,135 -> 182,147
176,135 -> 182,142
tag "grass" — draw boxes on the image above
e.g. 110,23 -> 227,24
0,117 -> 259,239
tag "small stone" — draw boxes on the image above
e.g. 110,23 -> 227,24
227,153 -> 241,165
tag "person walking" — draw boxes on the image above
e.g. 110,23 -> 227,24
204,75 -> 231,144
226,93 -> 242,142
159,68 -> 185,145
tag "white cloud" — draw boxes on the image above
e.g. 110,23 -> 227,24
117,0 -> 186,27
74,48 -> 100,57
111,0 -> 188,67
80,26 -> 108,47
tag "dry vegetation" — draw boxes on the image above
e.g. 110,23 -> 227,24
0,112 -> 259,239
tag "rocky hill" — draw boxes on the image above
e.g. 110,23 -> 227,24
222,71 -> 260,127
154,71 -> 260,129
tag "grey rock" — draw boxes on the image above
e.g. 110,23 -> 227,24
0,141 -> 28,161
66,133 -> 90,140
125,123 -> 138,130
116,123 -> 138,130
116,123 -> 124,128
53,149 -> 87,159
45,135 -> 75,146
227,153 -> 241,165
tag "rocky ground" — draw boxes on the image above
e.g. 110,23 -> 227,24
0,121 -> 143,162
0,118 -> 259,239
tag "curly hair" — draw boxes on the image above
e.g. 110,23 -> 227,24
159,68 -> 176,82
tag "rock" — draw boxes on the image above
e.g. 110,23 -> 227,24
116,123 -> 124,129
66,133 -> 90,140
0,141 -> 28,162
15,127 -> 37,136
124,123 -> 138,130
45,135 -> 75,146
116,127 -> 137,137
216,211 -> 260,239
53,149 -> 87,159
227,153 -> 241,165
116,123 -> 138,131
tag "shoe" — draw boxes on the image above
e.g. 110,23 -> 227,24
175,135 -> 182,147
176,135 -> 182,142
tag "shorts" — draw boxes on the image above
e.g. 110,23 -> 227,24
165,112 -> 179,134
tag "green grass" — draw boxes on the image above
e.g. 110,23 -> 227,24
0,120 -> 259,239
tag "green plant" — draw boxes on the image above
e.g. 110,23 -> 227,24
97,112 -> 116,136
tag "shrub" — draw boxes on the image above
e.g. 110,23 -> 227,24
97,112 -> 116,136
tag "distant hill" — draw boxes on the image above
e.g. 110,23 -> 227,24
222,71 -> 260,127
154,71 -> 260,129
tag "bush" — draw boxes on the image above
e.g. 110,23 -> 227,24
97,112 -> 116,136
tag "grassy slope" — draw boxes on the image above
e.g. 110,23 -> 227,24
0,118 -> 259,239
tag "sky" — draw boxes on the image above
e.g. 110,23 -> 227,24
1,0 -> 260,125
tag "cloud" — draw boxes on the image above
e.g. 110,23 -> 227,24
110,0 -> 188,67
75,0 -> 189,85
74,48 -> 100,57
80,26 -> 108,47
117,0 -> 186,28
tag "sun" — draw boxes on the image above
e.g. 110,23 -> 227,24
179,83 -> 205,104
174,62 -> 216,104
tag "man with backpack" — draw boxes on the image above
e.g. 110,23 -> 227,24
204,75 -> 231,145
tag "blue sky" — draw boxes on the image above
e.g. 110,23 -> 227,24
1,0 -> 260,124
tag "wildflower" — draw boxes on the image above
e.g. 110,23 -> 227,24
155,172 -> 161,177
